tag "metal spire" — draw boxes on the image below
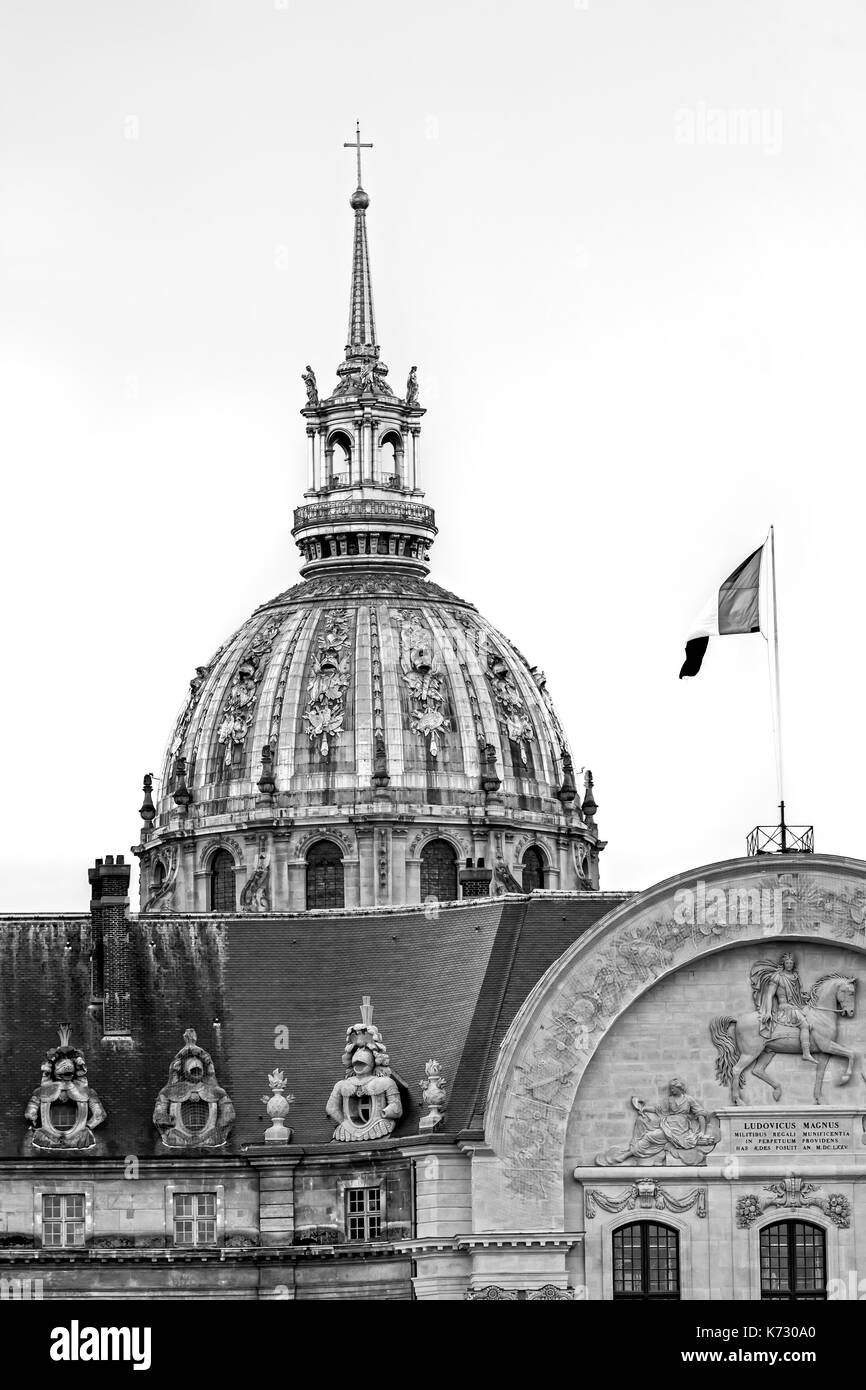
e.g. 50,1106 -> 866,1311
343,122 -> 378,360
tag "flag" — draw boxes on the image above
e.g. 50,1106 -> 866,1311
679,545 -> 764,678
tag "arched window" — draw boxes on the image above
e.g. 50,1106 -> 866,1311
152,860 -> 166,893
210,849 -> 236,912
327,431 -> 352,487
522,846 -> 545,892
420,839 -> 458,904
760,1221 -> 827,1300
379,431 -> 403,487
306,840 -> 345,910
612,1222 -> 680,1300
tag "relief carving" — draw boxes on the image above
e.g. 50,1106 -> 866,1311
240,836 -> 271,912
486,649 -> 534,764
144,846 -> 178,913
303,610 -> 351,756
397,609 -> 450,756
735,1177 -> 851,1229
596,1078 -> 720,1167
710,954 -> 857,1105
216,617 -> 283,767
584,1180 -> 707,1219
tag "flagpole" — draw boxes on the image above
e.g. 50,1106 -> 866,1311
769,524 -> 784,807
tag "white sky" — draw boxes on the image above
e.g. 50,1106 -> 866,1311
1,0 -> 864,911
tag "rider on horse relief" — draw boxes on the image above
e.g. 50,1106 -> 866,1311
750,952 -> 817,1064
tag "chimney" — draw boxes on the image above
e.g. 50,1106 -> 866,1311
88,854 -> 132,1041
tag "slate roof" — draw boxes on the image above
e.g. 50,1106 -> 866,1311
0,892 -> 631,1158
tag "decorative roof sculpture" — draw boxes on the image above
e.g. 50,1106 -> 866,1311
153,1029 -> 235,1148
326,996 -> 403,1142
25,1026 -> 106,1151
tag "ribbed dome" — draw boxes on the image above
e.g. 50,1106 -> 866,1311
158,571 -> 574,825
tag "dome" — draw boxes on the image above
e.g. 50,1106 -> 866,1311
139,569 -> 599,913
134,147 -> 602,913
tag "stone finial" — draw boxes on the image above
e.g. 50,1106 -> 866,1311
261,1068 -> 295,1144
25,1029 -> 107,1150
372,733 -> 390,788
139,773 -> 156,830
419,1058 -> 447,1132
172,756 -> 192,810
257,744 -> 277,800
326,998 -> 403,1142
153,1029 -> 235,1149
582,768 -> 598,829
481,742 -> 501,798
557,750 -> 577,806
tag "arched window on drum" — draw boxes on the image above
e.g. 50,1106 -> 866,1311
210,850 -> 236,912
306,840 -> 345,910
420,839 -> 458,905
378,430 -> 404,487
522,846 -> 546,892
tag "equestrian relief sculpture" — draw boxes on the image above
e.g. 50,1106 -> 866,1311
710,953 -> 856,1105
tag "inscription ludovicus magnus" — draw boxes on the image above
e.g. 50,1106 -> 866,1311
673,881 -> 783,930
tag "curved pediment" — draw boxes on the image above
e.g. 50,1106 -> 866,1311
483,853 -> 866,1233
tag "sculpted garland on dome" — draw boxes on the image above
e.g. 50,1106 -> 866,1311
396,609 -> 450,757
303,609 -> 352,757
169,634 -> 234,759
486,648 -> 535,765
216,617 -> 283,768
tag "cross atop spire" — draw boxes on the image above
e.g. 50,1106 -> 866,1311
343,120 -> 373,190
339,121 -> 383,376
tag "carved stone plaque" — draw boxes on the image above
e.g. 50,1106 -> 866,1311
714,1107 -> 862,1158
730,1115 -> 854,1154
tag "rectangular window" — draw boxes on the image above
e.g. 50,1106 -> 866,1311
345,1187 -> 382,1242
173,1192 -> 217,1247
42,1194 -> 86,1248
